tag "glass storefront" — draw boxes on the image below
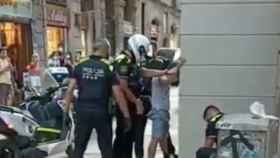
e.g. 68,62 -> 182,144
47,26 -> 66,57
0,22 -> 32,85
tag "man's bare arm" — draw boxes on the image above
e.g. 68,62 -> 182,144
112,85 -> 130,118
141,67 -> 167,78
159,73 -> 178,85
64,79 -> 77,112
119,78 -> 138,104
119,78 -> 144,115
204,137 -> 216,148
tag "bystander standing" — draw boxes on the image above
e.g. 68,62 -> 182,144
0,46 -> 13,105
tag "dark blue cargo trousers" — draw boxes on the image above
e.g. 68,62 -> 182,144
74,109 -> 113,158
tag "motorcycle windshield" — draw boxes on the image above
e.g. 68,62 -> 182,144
40,69 -> 60,93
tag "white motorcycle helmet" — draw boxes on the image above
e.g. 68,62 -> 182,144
128,34 -> 151,63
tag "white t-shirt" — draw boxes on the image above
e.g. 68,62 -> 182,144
151,77 -> 170,111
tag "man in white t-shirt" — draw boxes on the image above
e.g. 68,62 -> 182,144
142,51 -> 185,158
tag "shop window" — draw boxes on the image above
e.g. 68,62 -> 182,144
0,22 -> 33,84
47,26 -> 65,57
124,0 -> 133,22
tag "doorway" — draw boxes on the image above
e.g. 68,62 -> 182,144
0,22 -> 33,86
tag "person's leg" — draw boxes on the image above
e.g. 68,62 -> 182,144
167,133 -> 176,154
113,109 -> 133,158
156,111 -> 170,158
73,112 -> 93,158
95,116 -> 113,158
165,133 -> 178,158
133,114 -> 147,158
3,84 -> 10,106
159,137 -> 169,157
148,138 -> 158,158
113,112 -> 122,157
0,84 -> 9,105
0,84 -> 5,105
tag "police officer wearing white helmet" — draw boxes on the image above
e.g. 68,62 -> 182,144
113,34 -> 167,158
64,39 -> 131,158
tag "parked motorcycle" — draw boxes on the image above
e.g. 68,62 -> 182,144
0,84 -> 75,158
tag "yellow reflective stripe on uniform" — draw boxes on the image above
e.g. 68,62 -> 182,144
210,114 -> 223,123
36,127 -> 61,134
79,56 -> 89,64
101,58 -> 113,72
115,54 -> 126,62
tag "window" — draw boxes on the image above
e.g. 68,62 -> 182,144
81,0 -> 94,12
124,0 -> 130,21
47,26 -> 65,56
163,12 -> 168,34
81,30 -> 87,56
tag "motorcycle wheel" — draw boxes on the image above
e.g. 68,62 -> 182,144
0,139 -> 22,158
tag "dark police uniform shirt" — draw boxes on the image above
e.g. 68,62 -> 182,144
71,55 -> 118,113
114,51 -> 142,98
205,113 -> 224,143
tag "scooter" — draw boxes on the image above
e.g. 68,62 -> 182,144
0,85 -> 75,158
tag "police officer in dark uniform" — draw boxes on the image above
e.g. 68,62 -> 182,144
196,105 -> 224,158
113,34 -> 167,158
64,39 -> 131,158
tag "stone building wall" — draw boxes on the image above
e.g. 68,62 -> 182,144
68,0 -> 82,53
31,0 -> 82,62
31,0 -> 46,62
141,0 -> 180,48
81,0 -> 180,53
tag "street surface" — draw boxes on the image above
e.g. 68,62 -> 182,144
50,88 -> 179,158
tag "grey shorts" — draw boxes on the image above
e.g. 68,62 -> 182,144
148,110 -> 170,138
0,83 -> 10,100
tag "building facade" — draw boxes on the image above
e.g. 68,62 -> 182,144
114,0 -> 180,52
0,0 -> 82,84
179,0 -> 280,157
80,0 -> 180,54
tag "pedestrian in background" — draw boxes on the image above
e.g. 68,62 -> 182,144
74,51 -> 82,66
63,52 -> 74,73
64,39 -> 131,158
0,46 -> 13,105
25,53 -> 42,95
48,51 -> 61,67
26,53 -> 41,76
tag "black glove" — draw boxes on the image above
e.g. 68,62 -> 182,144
123,117 -> 132,133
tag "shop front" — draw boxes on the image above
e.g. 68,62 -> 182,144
0,0 -> 33,85
46,3 -> 70,57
